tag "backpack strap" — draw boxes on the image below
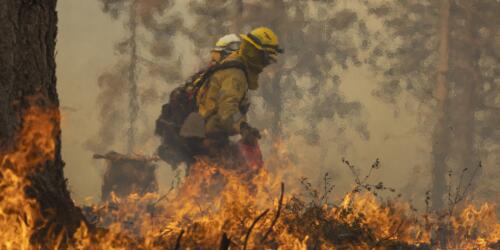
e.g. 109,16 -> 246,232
192,60 -> 249,98
209,60 -> 249,82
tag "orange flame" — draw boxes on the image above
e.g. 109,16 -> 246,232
0,106 -> 60,249
1,109 -> 499,249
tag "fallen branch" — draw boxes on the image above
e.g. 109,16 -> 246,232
261,182 -> 285,243
174,229 -> 185,250
243,209 -> 270,250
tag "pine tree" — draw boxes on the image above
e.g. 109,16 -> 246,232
89,0 -> 181,153
0,0 -> 84,246
367,0 -> 500,209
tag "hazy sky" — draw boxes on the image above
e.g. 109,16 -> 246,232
56,0 -> 431,204
57,0 -> 119,202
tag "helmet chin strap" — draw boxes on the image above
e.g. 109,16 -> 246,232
244,50 -> 272,72
245,59 -> 265,73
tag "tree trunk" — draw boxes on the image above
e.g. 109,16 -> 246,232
262,74 -> 283,138
262,0 -> 286,140
0,0 -> 85,247
430,0 -> 451,211
127,0 -> 139,154
449,0 -> 480,189
231,0 -> 244,33
239,0 -> 286,142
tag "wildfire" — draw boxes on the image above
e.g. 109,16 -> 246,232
0,106 -> 60,249
73,159 -> 500,249
1,108 -> 499,249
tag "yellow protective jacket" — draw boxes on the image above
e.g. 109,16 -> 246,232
196,54 -> 255,136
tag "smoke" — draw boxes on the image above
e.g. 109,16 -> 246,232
58,0 -> 499,207
86,0 -> 183,155
85,63 -> 129,153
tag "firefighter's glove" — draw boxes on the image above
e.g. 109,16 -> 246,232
240,122 -> 261,146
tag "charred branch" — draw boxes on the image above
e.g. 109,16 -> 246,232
261,182 -> 285,243
243,209 -> 269,250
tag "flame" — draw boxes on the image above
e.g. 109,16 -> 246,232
1,109 -> 499,249
449,203 -> 500,249
0,106 -> 60,249
72,157 -> 499,249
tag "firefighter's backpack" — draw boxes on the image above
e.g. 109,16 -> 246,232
155,61 -> 248,166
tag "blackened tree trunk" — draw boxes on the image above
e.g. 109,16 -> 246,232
0,0 -> 84,246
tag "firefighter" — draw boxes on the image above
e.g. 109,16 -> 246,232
155,34 -> 242,168
194,27 -> 283,164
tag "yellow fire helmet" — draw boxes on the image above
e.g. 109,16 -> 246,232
241,27 -> 284,55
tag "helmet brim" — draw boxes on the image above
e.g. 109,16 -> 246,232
240,34 -> 262,50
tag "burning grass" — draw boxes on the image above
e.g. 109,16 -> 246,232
75,158 -> 500,249
1,107 -> 499,249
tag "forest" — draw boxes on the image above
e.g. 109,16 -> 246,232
0,0 -> 499,249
